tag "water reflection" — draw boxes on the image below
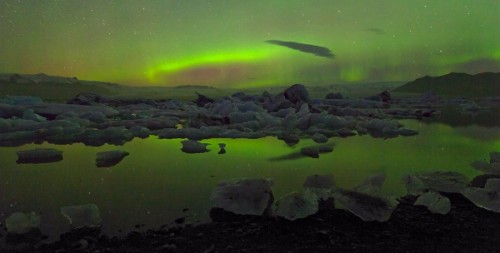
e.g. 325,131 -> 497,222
0,120 -> 498,240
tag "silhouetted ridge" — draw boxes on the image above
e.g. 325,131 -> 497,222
394,72 -> 500,97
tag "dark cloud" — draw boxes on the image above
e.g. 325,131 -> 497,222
363,28 -> 385,35
266,40 -> 335,59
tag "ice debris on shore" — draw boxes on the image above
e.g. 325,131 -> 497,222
471,152 -> 500,175
403,171 -> 468,194
5,212 -> 41,234
210,178 -> 274,216
462,178 -> 500,213
61,204 -> 102,229
402,152 -> 500,215
332,172 -> 398,222
211,173 -> 398,222
273,190 -> 319,220
413,190 -> 451,215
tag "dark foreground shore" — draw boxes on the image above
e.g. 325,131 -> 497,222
2,193 -> 499,253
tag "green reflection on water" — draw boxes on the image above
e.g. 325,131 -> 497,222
0,120 -> 498,238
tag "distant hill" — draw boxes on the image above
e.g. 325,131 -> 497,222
173,84 -> 217,89
393,72 -> 500,97
0,73 -> 116,101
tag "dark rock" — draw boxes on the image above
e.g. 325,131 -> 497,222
283,84 -> 310,105
491,152 -> 500,164
5,228 -> 44,245
218,143 -> 226,154
365,90 -> 392,102
0,131 -> 38,147
129,126 -> 151,138
325,92 -> 343,99
301,146 -> 319,158
194,92 -> 215,107
67,92 -> 105,105
95,150 -> 129,167
379,90 -> 392,102
262,95 -> 295,112
470,174 -> 500,188
16,148 -> 63,164
0,104 -> 25,118
79,111 -> 106,123
337,129 -> 356,137
277,132 -> 300,146
181,140 -> 210,153
174,217 -> 186,224
312,133 -> 328,143
318,145 -> 334,153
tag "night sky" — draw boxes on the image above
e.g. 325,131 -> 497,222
0,0 -> 499,87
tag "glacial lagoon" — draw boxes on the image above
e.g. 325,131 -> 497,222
1,119 -> 498,240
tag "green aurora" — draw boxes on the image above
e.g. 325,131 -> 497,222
0,0 -> 499,87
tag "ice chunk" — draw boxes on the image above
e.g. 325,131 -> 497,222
129,126 -> 150,139
471,160 -> 500,175
61,204 -> 101,229
5,212 -> 40,234
95,150 -> 129,167
311,133 -> 328,143
490,152 -> 500,164
210,178 -> 274,216
300,146 -> 319,158
304,174 -> 335,189
22,109 -> 46,122
402,175 -> 427,195
462,179 -> 500,213
273,190 -> 318,220
16,148 -> 63,164
354,172 -> 386,195
414,191 -> 451,215
332,189 -> 397,222
413,171 -> 468,193
180,140 -> 210,153
470,174 -> 500,188
79,111 -> 106,123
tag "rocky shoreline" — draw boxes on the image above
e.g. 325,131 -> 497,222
2,193 -> 499,253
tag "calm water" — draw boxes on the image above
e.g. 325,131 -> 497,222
0,120 -> 499,239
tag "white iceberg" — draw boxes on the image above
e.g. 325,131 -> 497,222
5,212 -> 40,234
462,178 -> 500,213
414,191 -> 451,215
332,189 -> 398,222
273,190 -> 318,220
210,178 -> 273,216
61,204 -> 101,229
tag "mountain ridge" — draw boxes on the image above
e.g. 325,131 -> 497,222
394,72 -> 500,97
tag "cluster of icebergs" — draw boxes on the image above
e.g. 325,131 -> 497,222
210,173 -> 398,222
1,85 -> 428,149
5,204 -> 101,236
211,152 -> 500,221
